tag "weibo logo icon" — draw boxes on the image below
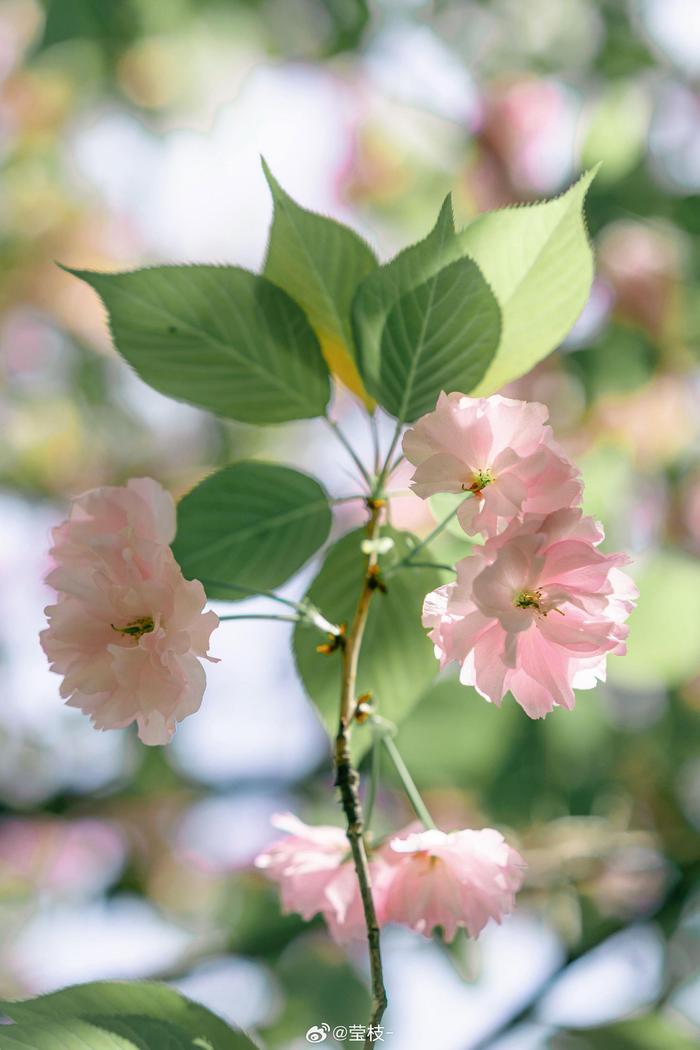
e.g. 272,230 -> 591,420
305,1023 -> 330,1042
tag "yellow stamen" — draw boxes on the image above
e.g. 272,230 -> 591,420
514,589 -> 543,612
463,469 -> 494,500
514,590 -> 566,618
111,616 -> 155,640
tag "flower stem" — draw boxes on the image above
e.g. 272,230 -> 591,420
388,452 -> 405,476
380,730 -> 436,831
325,416 -> 373,489
200,581 -> 341,638
370,410 -> 381,477
395,560 -> 456,573
218,613 -> 299,624
373,420 -> 403,498
334,499 -> 387,1045
198,579 -> 300,610
384,497 -> 469,578
363,730 -> 382,834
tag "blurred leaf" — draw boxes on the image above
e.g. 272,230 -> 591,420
596,6 -> 656,77
320,0 -> 369,55
566,326 -> 656,400
461,169 -> 596,395
393,675 -> 518,789
578,446 -> 634,550
611,553 -> 700,688
441,928 -> 479,982
552,1013 -> 700,1049
67,266 -> 330,424
226,876 -> 314,958
38,0 -> 140,57
542,690 -> 611,787
582,82 -> 650,185
172,462 -> 331,599
428,493 -> 481,540
261,935 -> 367,1045
0,981 -> 254,1048
293,527 -> 447,757
262,160 -> 377,405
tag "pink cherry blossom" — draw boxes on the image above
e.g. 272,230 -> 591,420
40,479 -> 219,744
379,825 -> 525,941
47,477 -> 176,582
254,814 -> 393,945
423,508 -> 637,718
402,392 -> 582,536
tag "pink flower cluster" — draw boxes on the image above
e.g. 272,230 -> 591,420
40,478 -> 219,744
403,393 -> 637,717
255,814 -> 525,944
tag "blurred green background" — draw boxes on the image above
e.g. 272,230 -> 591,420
0,1 -> 699,1047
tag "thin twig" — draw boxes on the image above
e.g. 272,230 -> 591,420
370,411 -> 381,477
373,419 -> 403,497
334,499 -> 387,1046
325,416 -> 373,489
340,463 -> 371,490
387,452 -> 405,477
198,579 -> 300,610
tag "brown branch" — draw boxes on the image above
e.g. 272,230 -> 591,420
334,498 -> 387,1047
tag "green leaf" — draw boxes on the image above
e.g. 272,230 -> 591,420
353,197 -> 500,420
172,462 -> 332,599
262,160 -> 377,405
293,527 -> 448,757
0,1018 -> 136,1049
376,257 -> 502,421
552,1013 -> 700,1050
0,981 -> 256,1049
66,265 -> 330,424
0,1016 -> 215,1050
353,195 -> 456,370
458,168 -> 596,394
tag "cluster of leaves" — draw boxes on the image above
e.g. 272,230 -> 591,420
71,161 -> 594,742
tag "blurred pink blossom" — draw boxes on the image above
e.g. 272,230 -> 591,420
403,393 -> 581,537
598,221 -> 681,342
423,509 -> 637,718
475,77 -> 577,204
40,478 -> 218,744
0,818 -> 125,896
254,813 -> 392,945
595,375 -> 698,469
380,825 -> 525,941
255,815 -> 525,945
